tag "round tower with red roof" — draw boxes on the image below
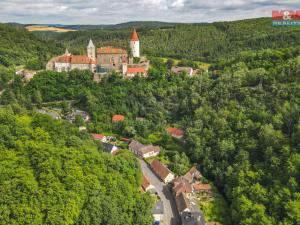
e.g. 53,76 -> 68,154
130,28 -> 140,57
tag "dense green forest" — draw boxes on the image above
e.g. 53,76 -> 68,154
41,18 -> 300,62
3,44 -> 300,224
0,23 -> 63,69
0,106 -> 153,225
0,20 -> 300,225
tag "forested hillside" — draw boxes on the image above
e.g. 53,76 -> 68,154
62,21 -> 179,30
3,45 -> 299,225
0,106 -> 153,225
1,20 -> 300,225
0,23 -> 63,69
47,18 -> 300,62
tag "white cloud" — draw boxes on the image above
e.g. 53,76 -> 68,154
0,0 -> 299,24
171,0 -> 185,9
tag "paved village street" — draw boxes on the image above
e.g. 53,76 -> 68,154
138,158 -> 180,225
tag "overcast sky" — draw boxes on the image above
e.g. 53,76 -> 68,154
0,0 -> 299,25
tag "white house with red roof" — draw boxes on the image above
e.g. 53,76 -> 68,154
91,133 -> 107,142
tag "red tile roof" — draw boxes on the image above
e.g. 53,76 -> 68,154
183,166 -> 202,182
91,133 -> 105,140
130,28 -> 139,41
57,55 -> 71,63
71,55 -> 96,64
97,47 -> 127,54
127,67 -> 146,74
173,179 -> 192,196
193,183 -> 212,191
57,55 -> 95,64
167,127 -> 184,138
150,159 -> 172,181
112,114 -> 125,122
175,193 -> 190,213
142,174 -> 151,191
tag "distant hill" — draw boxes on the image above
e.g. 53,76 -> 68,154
0,23 -> 63,69
46,17 -> 300,62
28,21 -> 180,31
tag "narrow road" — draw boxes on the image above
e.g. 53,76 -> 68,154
138,159 -> 180,225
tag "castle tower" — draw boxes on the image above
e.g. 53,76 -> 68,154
64,48 -> 71,56
130,28 -> 140,58
87,38 -> 96,59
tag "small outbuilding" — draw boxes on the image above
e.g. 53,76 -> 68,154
112,114 -> 125,123
167,127 -> 184,139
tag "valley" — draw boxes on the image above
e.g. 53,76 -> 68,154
0,16 -> 299,225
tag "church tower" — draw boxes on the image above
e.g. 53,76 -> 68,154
130,28 -> 140,57
87,38 -> 96,59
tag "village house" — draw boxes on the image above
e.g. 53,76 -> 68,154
171,166 -> 207,225
91,133 -> 107,142
141,174 -> 156,193
129,140 -> 160,159
150,159 -> 175,183
167,127 -> 184,139
176,193 -> 204,225
183,166 -> 203,183
152,201 -> 164,225
125,66 -> 147,77
176,192 -> 191,214
102,142 -> 119,155
46,29 -> 150,78
171,66 -> 194,76
172,177 -> 193,197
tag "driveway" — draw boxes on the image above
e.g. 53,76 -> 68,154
138,159 -> 180,225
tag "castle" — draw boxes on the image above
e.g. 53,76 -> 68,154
46,29 -> 149,78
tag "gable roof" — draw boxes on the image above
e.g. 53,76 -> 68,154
141,174 -> 151,191
127,67 -> 146,74
57,55 -> 71,63
97,47 -> 127,54
183,166 -> 203,183
129,140 -> 145,152
91,133 -> 105,140
129,140 -> 160,155
167,127 -> 184,138
71,55 -> 96,64
173,177 -> 192,196
150,159 -> 173,181
56,55 -> 96,64
130,28 -> 139,41
112,114 -> 125,122
175,193 -> 190,213
193,183 -> 212,191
